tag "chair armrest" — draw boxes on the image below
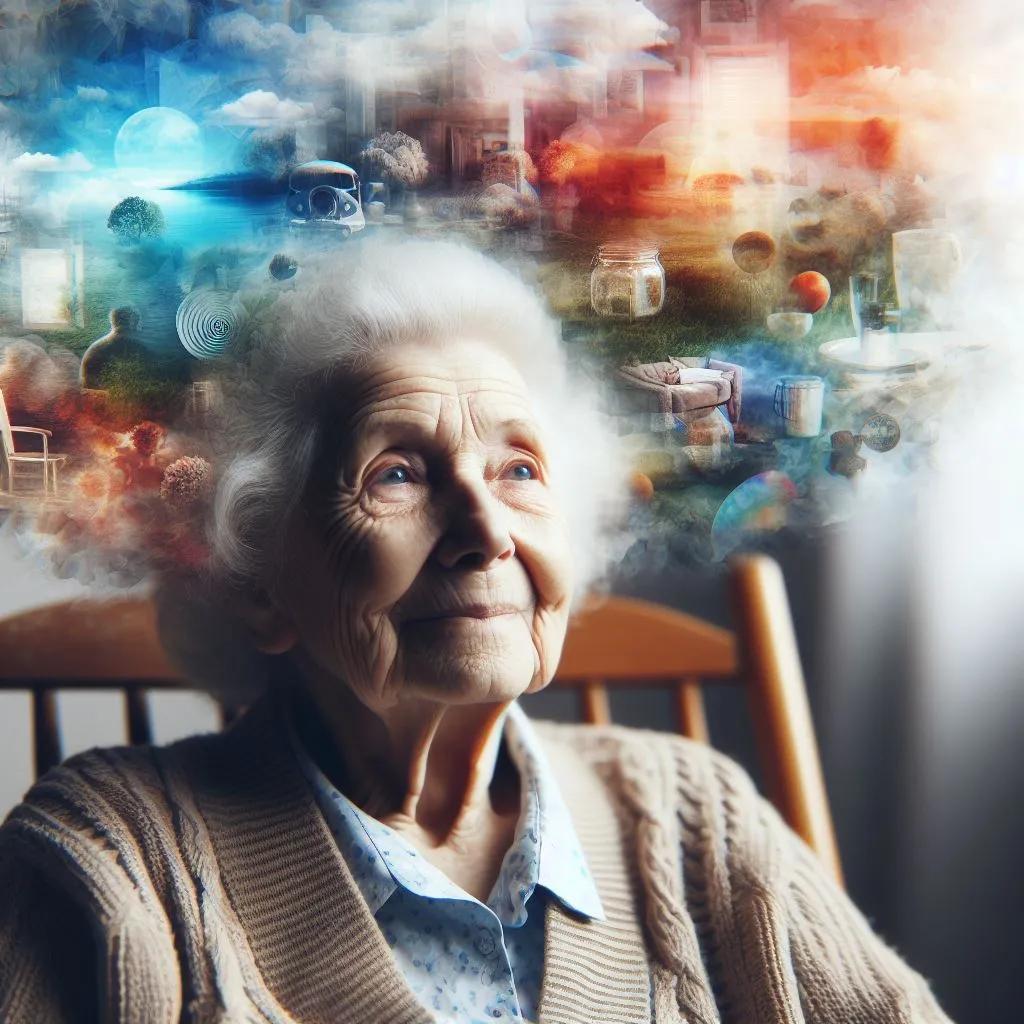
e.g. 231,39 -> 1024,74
707,359 -> 743,423
10,426 -> 50,457
665,379 -> 731,415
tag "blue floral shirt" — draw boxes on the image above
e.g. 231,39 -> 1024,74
291,703 -> 605,1024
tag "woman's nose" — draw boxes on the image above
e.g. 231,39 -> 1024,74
434,476 -> 515,571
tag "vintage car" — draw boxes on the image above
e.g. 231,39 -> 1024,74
286,160 -> 365,234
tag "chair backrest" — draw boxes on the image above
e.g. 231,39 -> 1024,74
0,556 -> 842,886
0,387 -> 14,457
551,554 -> 843,887
0,597 -> 226,778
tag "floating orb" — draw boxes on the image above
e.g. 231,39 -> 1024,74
788,270 -> 831,313
732,231 -> 776,275
269,254 -> 298,280
175,289 -> 246,360
490,10 -> 533,60
629,470 -> 655,502
711,470 -> 798,559
115,107 -> 206,185
786,197 -> 822,243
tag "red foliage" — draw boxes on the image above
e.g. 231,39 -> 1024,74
130,420 -> 166,458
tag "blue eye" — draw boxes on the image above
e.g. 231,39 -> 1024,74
378,466 -> 410,485
507,463 -> 534,481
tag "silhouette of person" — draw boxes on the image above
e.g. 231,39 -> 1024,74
80,306 -> 155,391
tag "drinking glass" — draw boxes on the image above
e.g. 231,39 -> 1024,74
892,229 -> 962,331
849,273 -> 884,338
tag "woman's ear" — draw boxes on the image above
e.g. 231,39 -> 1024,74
239,589 -> 299,654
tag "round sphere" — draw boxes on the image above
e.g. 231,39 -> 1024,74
269,254 -> 298,281
629,471 -> 655,502
115,107 -> 205,184
732,231 -> 776,275
788,271 -> 832,313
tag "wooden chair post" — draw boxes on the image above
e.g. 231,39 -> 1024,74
730,555 -> 844,887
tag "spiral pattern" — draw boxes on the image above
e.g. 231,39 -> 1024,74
175,289 -> 246,360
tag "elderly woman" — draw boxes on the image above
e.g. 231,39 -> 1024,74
0,242 -> 951,1024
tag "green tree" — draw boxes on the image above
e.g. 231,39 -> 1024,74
107,196 -> 166,242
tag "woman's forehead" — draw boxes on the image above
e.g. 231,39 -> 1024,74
337,340 -> 533,411
324,339 -> 543,445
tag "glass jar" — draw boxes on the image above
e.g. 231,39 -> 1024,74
590,243 -> 665,319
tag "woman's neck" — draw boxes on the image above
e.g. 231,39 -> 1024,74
285,669 -> 521,846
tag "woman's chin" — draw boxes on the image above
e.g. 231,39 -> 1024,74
417,663 -> 537,706
401,647 -> 540,704
399,628 -> 540,705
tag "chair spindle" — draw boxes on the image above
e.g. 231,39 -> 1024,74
124,688 -> 153,746
581,680 -> 612,725
31,688 -> 62,779
675,677 -> 709,743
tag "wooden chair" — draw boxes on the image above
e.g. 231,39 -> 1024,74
551,554 -> 843,887
0,387 -> 70,497
0,555 -> 842,886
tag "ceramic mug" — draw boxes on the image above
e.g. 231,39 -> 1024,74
773,376 -> 824,438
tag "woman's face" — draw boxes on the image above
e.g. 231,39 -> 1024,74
266,338 -> 575,714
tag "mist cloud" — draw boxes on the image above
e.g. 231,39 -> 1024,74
213,90 -> 315,126
10,150 -> 93,172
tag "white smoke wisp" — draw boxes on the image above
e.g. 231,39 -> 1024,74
828,0 -> 1024,750
912,0 -> 1024,672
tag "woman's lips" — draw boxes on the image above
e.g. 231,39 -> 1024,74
404,603 -> 526,623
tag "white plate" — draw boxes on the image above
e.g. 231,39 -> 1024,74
819,336 -> 929,373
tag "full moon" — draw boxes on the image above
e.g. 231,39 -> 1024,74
115,107 -> 207,186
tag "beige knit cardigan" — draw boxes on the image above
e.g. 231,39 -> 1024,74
0,691 -> 953,1024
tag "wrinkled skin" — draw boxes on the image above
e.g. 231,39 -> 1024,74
249,339 -> 575,898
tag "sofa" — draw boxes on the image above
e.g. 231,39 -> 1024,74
616,357 -> 743,434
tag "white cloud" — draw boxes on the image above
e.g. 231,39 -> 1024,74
213,90 -> 315,125
206,11 -> 294,59
76,85 -> 109,101
62,151 -> 94,171
204,2 -> 672,97
11,150 -> 93,172
528,0 -> 671,56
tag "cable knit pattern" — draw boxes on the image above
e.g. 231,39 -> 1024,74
0,694 -> 955,1024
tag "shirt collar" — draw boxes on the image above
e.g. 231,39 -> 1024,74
499,703 -> 605,922
290,702 -> 605,923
